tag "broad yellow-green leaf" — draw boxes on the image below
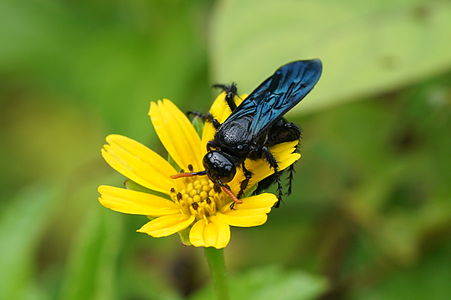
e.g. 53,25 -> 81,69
210,0 -> 451,113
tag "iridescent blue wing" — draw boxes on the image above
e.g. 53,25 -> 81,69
225,59 -> 322,138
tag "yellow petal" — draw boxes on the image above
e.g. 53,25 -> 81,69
149,99 -> 203,171
189,216 -> 231,249
216,193 -> 278,227
227,168 -> 246,194
98,185 -> 180,216
201,93 -> 228,149
226,193 -> 278,210
137,214 -> 195,237
101,134 -> 181,194
270,140 -> 300,158
201,93 -> 247,153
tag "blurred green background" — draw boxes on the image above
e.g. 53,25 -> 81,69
1,0 -> 450,299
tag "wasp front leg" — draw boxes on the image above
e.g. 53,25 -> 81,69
186,111 -> 221,129
238,162 -> 252,198
213,83 -> 239,112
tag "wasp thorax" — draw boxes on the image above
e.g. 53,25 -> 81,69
170,177 -> 220,219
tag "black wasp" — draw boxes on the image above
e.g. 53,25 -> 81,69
171,59 -> 322,207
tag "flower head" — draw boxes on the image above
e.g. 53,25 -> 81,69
98,93 -> 300,249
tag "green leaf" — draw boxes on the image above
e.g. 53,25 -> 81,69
0,184 -> 57,300
210,0 -> 451,113
191,117 -> 205,137
58,209 -> 122,300
191,265 -> 327,300
124,179 -> 154,194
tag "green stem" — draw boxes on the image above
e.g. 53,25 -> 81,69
204,248 -> 229,300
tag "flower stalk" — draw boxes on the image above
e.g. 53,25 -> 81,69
204,248 -> 229,300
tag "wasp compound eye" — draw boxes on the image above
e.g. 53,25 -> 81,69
203,151 -> 236,183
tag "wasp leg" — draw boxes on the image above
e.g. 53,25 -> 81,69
207,140 -> 220,152
266,119 -> 302,197
238,162 -> 252,198
262,145 -> 283,207
286,142 -> 300,196
252,173 -> 276,196
216,180 -> 242,210
213,83 -> 238,112
284,124 -> 301,196
252,121 -> 301,200
187,111 -> 220,129
266,119 -> 301,146
213,183 -> 222,194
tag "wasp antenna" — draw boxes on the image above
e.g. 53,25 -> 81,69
220,185 -> 242,207
170,171 -> 207,179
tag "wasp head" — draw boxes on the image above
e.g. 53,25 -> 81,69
203,151 -> 237,184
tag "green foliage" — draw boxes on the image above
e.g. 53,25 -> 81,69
350,242 -> 451,300
58,210 -> 122,300
191,117 -> 206,137
192,265 -> 327,300
210,0 -> 451,113
0,0 -> 212,138
124,179 -> 154,194
0,185 -> 57,300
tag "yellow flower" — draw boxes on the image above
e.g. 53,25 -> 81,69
98,93 -> 300,249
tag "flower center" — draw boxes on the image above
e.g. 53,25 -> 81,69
170,177 -> 221,220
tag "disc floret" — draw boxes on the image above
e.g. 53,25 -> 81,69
170,177 -> 225,221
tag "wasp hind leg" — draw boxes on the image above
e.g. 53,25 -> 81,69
286,141 -> 300,196
213,83 -> 238,112
262,145 -> 283,207
266,119 -> 301,146
252,173 -> 277,196
267,119 -> 301,197
186,111 -> 221,129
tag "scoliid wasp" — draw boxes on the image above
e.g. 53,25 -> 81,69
171,59 -> 322,208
